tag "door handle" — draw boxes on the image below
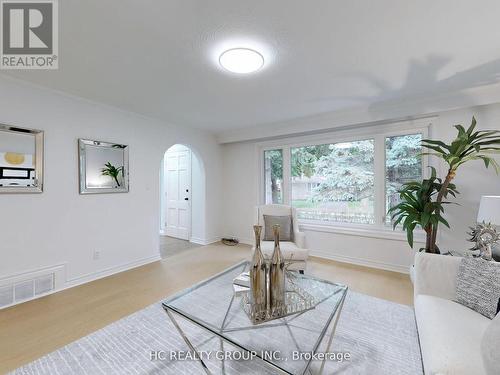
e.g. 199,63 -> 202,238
184,198 -> 189,201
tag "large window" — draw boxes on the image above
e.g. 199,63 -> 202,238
264,149 -> 283,204
262,130 -> 424,230
291,140 -> 375,224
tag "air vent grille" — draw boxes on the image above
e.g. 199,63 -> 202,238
35,274 -> 54,295
14,280 -> 34,301
0,285 -> 14,307
0,271 -> 57,309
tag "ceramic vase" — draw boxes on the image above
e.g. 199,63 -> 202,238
269,224 -> 285,314
250,225 -> 267,309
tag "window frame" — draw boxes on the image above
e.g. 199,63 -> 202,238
263,148 -> 285,205
257,118 -> 431,241
383,132 -> 425,227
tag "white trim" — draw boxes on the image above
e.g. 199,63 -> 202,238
160,234 -> 219,246
256,117 -> 432,149
189,236 -> 220,245
0,288 -> 62,310
260,147 -> 289,206
283,146 -> 291,205
309,249 -> 411,274
237,234 -> 411,273
236,237 -> 254,246
299,222 -> 426,242
373,133 -> 386,225
0,254 -> 161,309
258,146 -> 271,208
65,254 -> 161,287
0,263 -> 66,288
0,264 -> 67,309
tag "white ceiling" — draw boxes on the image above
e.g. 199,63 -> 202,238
4,0 -> 500,134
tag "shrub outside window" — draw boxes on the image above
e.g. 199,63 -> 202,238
262,130 -> 425,230
290,140 -> 375,224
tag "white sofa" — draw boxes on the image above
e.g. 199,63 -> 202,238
254,204 -> 309,272
414,252 -> 500,375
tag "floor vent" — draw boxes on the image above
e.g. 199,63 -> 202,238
14,280 -> 35,301
0,266 -> 63,309
0,285 -> 14,307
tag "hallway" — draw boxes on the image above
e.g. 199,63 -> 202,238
159,235 -> 201,258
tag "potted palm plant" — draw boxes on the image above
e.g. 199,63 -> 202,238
390,117 -> 500,253
388,168 -> 458,251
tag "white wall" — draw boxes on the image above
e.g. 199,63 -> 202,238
159,144 -> 206,243
222,103 -> 500,273
0,76 -> 223,288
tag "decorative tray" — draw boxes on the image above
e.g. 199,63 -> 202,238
240,275 -> 318,324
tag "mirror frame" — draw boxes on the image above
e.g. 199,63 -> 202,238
78,138 -> 129,194
0,123 -> 44,194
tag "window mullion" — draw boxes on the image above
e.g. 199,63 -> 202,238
374,135 -> 386,227
282,146 -> 291,205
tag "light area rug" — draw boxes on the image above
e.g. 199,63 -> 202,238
11,292 -> 423,375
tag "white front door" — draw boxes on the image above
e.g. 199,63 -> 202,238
165,148 -> 191,240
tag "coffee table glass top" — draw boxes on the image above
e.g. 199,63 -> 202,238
162,261 -> 348,374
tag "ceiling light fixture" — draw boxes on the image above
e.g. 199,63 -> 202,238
219,48 -> 264,74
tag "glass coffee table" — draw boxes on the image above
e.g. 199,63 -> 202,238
162,261 -> 348,375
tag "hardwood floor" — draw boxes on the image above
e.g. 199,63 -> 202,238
0,243 -> 413,373
159,235 -> 201,258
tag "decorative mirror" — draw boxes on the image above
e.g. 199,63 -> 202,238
0,124 -> 44,193
78,139 -> 129,194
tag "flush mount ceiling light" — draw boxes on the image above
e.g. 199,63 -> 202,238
219,48 -> 264,74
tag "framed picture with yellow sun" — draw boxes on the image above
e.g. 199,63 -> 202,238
0,124 -> 44,193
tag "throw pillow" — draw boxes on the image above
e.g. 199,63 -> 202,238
455,257 -> 500,319
263,215 -> 293,242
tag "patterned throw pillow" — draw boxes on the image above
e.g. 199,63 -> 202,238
455,257 -> 500,319
263,215 -> 293,242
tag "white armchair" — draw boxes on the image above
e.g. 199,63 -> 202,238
254,204 -> 309,272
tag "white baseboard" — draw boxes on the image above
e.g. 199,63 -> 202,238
0,263 -> 67,310
65,254 -> 161,288
160,234 -> 220,246
238,238 -> 253,246
222,237 -> 408,274
189,236 -> 220,245
309,249 -> 410,274
1,254 -> 161,310
0,263 -> 67,288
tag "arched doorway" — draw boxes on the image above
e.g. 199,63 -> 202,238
159,144 -> 205,258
